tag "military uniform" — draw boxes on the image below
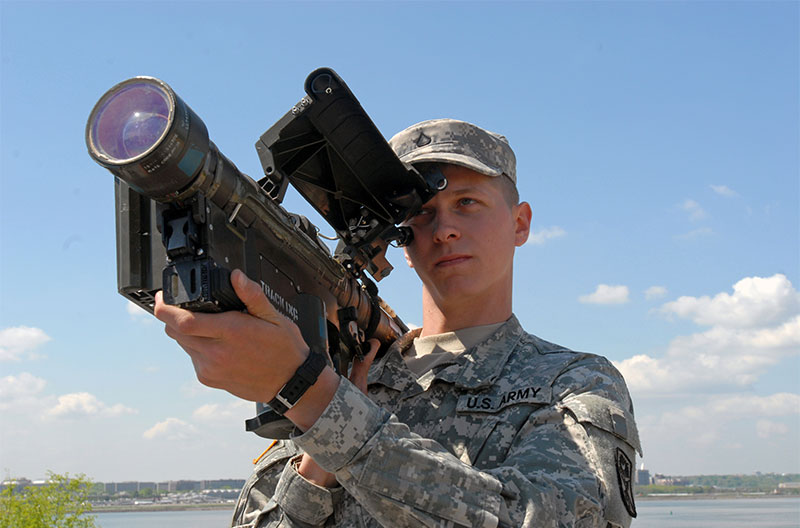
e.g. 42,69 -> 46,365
231,316 -> 642,527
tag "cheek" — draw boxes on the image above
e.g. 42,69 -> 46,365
403,248 -> 415,269
475,220 -> 517,258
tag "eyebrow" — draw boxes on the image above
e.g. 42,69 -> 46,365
448,186 -> 488,197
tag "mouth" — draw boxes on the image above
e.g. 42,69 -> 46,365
435,254 -> 472,267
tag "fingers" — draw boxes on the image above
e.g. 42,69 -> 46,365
153,291 -> 220,338
155,270 -> 283,335
231,269 -> 282,323
163,321 -> 216,351
153,273 -> 316,403
348,339 -> 380,394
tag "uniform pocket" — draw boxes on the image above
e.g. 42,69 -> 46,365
231,441 -> 300,527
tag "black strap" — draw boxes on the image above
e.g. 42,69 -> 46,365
267,351 -> 327,415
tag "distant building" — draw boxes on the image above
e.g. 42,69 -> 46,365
175,480 -> 202,491
636,466 -> 651,486
202,479 -> 246,490
98,478 -> 245,495
107,481 -> 139,494
652,474 -> 689,486
0,478 -> 32,492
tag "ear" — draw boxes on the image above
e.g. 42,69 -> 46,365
403,246 -> 415,269
513,201 -> 532,247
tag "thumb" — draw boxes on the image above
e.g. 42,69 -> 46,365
231,269 -> 281,323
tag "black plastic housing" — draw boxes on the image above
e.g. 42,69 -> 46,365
98,68 -> 432,438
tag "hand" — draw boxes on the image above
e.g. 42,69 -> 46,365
348,339 -> 380,393
153,269 -> 313,403
297,339 -> 380,487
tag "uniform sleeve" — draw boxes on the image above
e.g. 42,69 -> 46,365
293,356 -> 640,528
230,440 -> 345,527
294,378 -> 506,527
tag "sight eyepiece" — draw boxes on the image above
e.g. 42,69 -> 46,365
86,77 -> 210,201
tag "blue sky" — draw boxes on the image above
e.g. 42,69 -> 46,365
1,1 -> 797,482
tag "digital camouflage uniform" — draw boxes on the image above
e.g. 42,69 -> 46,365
231,315 -> 642,527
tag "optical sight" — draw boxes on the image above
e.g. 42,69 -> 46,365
86,77 -> 216,202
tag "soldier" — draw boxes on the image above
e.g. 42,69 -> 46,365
154,119 -> 642,527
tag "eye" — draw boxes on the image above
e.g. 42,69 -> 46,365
458,197 -> 478,206
413,208 -> 432,217
406,207 -> 432,225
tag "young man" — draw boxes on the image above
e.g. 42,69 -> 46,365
154,119 -> 641,527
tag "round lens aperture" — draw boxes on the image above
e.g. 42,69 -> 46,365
90,81 -> 172,162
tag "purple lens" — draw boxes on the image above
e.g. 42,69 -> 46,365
90,82 -> 171,161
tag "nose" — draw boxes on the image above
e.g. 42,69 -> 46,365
432,210 -> 460,244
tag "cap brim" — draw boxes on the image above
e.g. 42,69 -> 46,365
399,150 -> 504,178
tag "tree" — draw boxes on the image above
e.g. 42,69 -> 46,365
0,472 -> 97,528
138,487 -> 154,498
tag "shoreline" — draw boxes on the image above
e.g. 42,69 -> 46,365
637,493 -> 799,501
90,494 -> 800,513
92,502 -> 234,513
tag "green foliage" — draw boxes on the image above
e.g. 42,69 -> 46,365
636,484 -> 708,495
88,482 -> 105,496
681,473 -> 800,492
0,472 -> 97,528
636,473 -> 800,496
137,487 -> 154,498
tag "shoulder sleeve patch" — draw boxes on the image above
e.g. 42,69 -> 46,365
615,447 -> 637,518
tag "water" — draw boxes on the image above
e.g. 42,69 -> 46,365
95,509 -> 233,528
635,498 -> 799,528
93,498 -> 800,527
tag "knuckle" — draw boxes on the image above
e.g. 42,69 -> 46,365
174,314 -> 196,334
196,372 -> 212,387
195,365 -> 216,387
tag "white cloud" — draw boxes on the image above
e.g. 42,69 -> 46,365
526,226 -> 566,246
756,419 -> 789,439
645,286 -> 668,300
709,393 -> 800,417
0,372 -> 47,410
616,275 -> 800,395
143,417 -> 197,441
661,274 -> 800,328
675,227 -> 714,240
643,393 -> 799,452
579,284 -> 630,305
710,184 -> 738,197
46,392 -> 137,418
193,400 -> 252,424
680,199 -> 708,221
0,326 -> 51,361
619,315 -> 800,393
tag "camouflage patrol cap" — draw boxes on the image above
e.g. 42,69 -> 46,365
388,118 -> 516,184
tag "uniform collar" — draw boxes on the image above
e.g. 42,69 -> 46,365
367,315 -> 524,392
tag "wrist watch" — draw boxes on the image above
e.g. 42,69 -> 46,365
267,351 -> 327,415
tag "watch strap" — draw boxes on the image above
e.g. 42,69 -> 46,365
268,351 -> 327,415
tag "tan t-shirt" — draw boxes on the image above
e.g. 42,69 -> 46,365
403,321 -> 506,378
